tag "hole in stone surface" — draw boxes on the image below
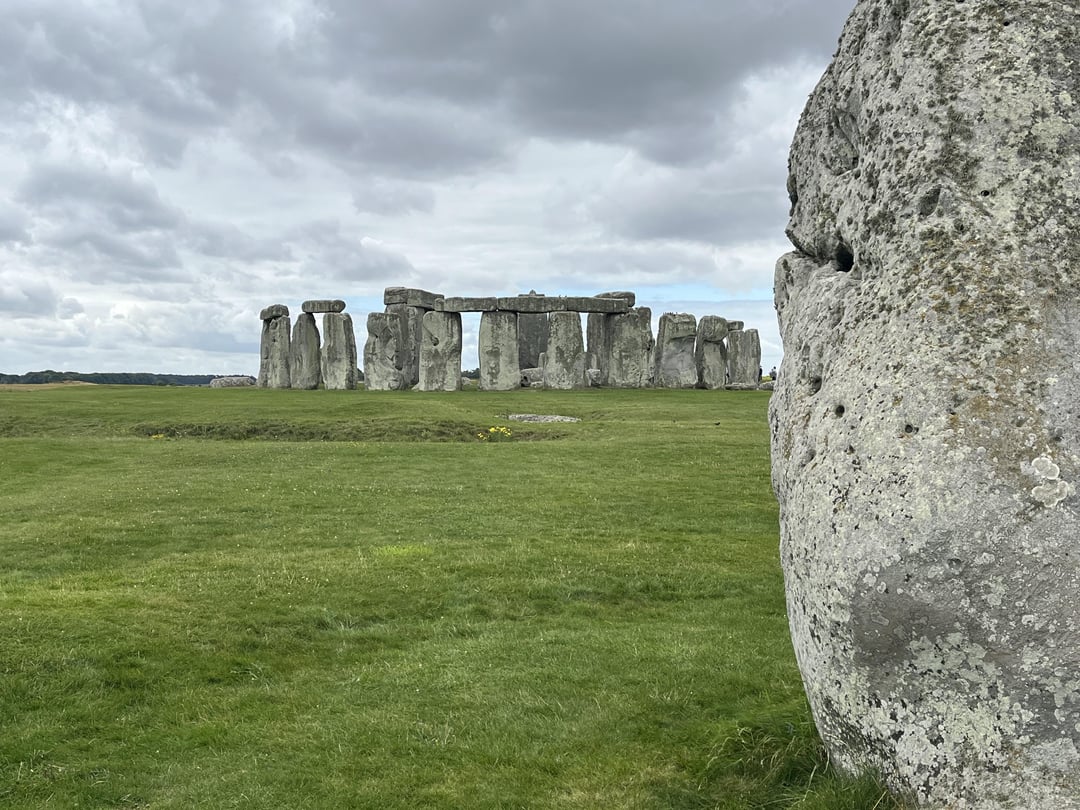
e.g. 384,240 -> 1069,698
835,242 -> 855,272
980,189 -> 992,197
917,186 -> 941,216
904,424 -> 918,434
835,404 -> 846,417
810,376 -> 823,394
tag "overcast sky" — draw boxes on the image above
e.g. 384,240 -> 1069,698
0,0 -> 854,376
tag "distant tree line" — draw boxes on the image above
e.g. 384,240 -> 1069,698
0,370 -> 222,386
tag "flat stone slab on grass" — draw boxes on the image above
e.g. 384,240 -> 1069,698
506,414 -> 581,423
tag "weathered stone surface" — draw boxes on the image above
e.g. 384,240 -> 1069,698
653,313 -> 697,388
771,2 -> 1080,806
520,367 -> 543,387
608,307 -> 655,388
507,413 -> 581,423
478,311 -> 520,391
595,290 -> 636,307
385,303 -> 425,389
209,376 -> 255,388
439,296 -> 499,312
585,312 -> 612,385
695,316 -> 729,390
497,295 -> 629,314
301,299 -> 346,314
383,287 -> 442,309
541,312 -> 588,389
362,312 -> 405,391
517,310 -> 549,370
260,304 -> 289,321
257,314 -> 291,388
321,313 -> 358,390
289,312 -> 322,389
416,311 -> 462,391
725,320 -> 744,332
725,328 -> 760,388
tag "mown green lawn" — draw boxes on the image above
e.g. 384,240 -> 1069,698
0,385 -> 903,809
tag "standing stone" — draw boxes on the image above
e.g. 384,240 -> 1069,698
771,1 -> 1080,806
416,311 -> 462,392
654,313 -> 697,388
695,316 -> 729,389
478,311 -> 520,391
724,328 -> 760,389
321,312 -> 358,390
257,306 -> 291,389
586,292 -> 636,386
290,312 -> 322,390
517,291 -> 549,369
362,312 -> 406,391
608,307 -> 655,388
541,311 -> 588,390
385,303 -> 426,389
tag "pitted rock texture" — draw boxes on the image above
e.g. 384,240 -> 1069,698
290,313 -> 322,390
479,311 -> 521,391
363,312 -> 405,391
654,313 -> 698,388
321,312 -> 357,390
770,1 -> 1080,807
416,311 -> 462,392
257,314 -> 291,389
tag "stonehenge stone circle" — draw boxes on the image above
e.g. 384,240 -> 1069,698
289,312 -> 322,390
417,311 -> 462,392
695,316 -> 729,390
257,305 -> 291,389
770,0 -> 1080,805
261,289 -> 762,392
209,376 -> 255,388
654,313 -> 698,389
321,312 -> 358,390
478,311 -> 521,391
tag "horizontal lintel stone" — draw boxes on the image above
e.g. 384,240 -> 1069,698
384,287 -> 442,309
438,296 -> 500,312
301,299 -> 346,313
260,304 -> 290,320
497,296 -> 629,314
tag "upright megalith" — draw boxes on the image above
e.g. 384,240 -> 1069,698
290,313 -> 322,389
257,305 -> 291,389
654,313 -> 697,388
384,287 -> 442,389
608,307 -> 655,388
517,291 -> 549,370
363,312 -> 405,391
725,328 -> 760,389
541,311 -> 589,389
695,316 -> 728,389
416,311 -> 462,392
771,1 -> 1080,806
478,311 -> 520,391
321,312 -> 358,390
587,291 -> 637,386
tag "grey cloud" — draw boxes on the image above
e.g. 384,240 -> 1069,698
18,162 -> 183,233
0,273 -> 61,317
290,220 -> 417,283
46,229 -> 184,278
352,180 -> 436,216
182,221 -> 293,262
0,201 -> 32,244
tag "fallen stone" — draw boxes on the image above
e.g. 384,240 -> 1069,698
321,312 -> 358,389
771,1 -> 1080,805
209,376 -> 255,388
654,313 -> 697,388
519,367 -> 543,387
301,299 -> 346,314
290,312 -> 322,389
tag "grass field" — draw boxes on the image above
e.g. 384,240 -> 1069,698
0,385 -> 904,809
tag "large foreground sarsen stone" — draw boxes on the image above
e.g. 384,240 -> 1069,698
771,1 -> 1080,806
